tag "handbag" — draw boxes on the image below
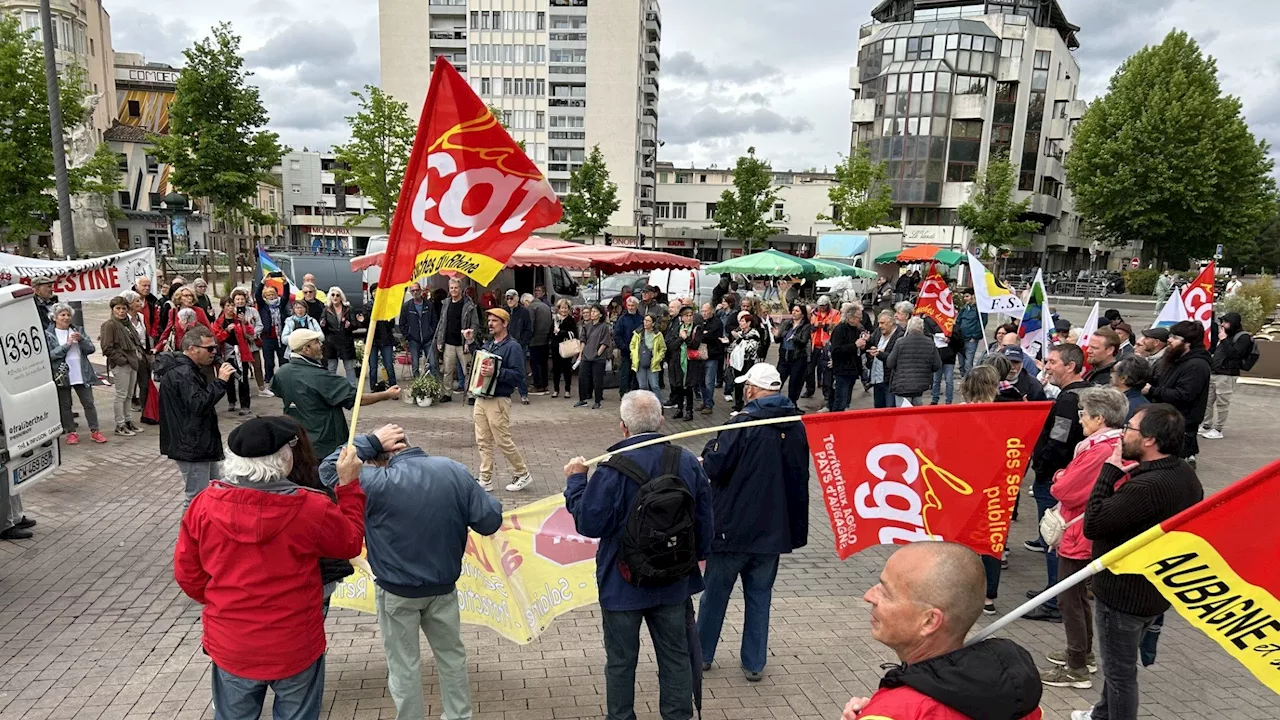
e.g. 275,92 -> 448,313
1039,505 -> 1083,549
729,341 -> 746,370
558,336 -> 583,359
687,347 -> 708,361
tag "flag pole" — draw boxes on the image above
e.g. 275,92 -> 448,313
583,414 -> 803,466
345,296 -> 386,448
967,523 -> 1168,645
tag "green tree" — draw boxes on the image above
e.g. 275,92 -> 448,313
1223,200 -> 1280,274
150,24 -> 282,226
332,85 -> 416,231
559,145 -> 619,242
957,152 -> 1041,256
0,17 -> 120,243
713,147 -> 782,251
1067,30 -> 1277,267
817,146 -> 898,230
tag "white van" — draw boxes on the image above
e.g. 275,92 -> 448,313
0,285 -> 64,510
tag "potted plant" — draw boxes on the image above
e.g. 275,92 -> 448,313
411,374 -> 442,408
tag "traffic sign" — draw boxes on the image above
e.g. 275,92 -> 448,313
1215,243 -> 1224,259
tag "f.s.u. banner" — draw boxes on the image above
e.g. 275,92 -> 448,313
803,403 -> 1052,560
370,55 -> 563,324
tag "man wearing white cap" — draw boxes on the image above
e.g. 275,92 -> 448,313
697,363 -> 810,682
270,329 -> 400,460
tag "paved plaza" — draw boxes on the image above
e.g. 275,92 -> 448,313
1,307 -> 1277,719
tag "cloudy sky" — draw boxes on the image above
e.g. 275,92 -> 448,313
108,0 -> 1278,173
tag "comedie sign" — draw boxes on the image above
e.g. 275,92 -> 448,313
0,248 -> 156,302
331,493 -> 598,644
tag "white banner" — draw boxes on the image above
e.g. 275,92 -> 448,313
967,253 -> 1025,316
0,249 -> 156,302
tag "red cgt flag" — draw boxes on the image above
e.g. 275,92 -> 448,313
1182,260 -> 1216,347
913,267 -> 956,336
371,57 -> 562,322
805,403 -> 1051,559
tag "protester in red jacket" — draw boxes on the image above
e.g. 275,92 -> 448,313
174,417 -> 377,718
842,543 -> 1043,720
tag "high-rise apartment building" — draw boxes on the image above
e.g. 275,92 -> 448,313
379,0 -> 661,230
851,0 -> 1106,270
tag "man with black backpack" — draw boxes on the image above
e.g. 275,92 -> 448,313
697,363 -> 810,682
1201,311 -> 1256,440
564,390 -> 714,720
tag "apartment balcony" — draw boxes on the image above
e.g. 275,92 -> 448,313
1042,153 -> 1065,181
1068,99 -> 1088,120
1046,117 -> 1069,141
850,98 -> 875,124
428,30 -> 467,46
645,47 -> 660,70
645,12 -> 661,34
951,93 -> 987,119
998,57 -> 1022,83
641,112 -> 657,127
1028,193 -> 1061,218
426,0 -> 466,14
642,106 -> 658,121
849,66 -> 862,92
859,20 -> 878,39
549,98 -> 587,108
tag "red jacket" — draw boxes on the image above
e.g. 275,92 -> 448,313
1050,429 -> 1123,560
174,479 -> 366,680
212,313 -> 255,364
157,306 -> 212,351
858,686 -> 1044,720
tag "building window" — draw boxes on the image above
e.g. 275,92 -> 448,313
551,180 -> 568,194
1053,100 -> 1068,119
117,191 -> 131,207
1034,50 -> 1052,70
655,202 -> 670,219
773,203 -> 785,221
830,205 -> 842,223
675,173 -> 691,183
127,100 -> 141,118
292,184 -> 301,194
699,174 -> 707,183
481,11 -> 491,29
89,38 -> 94,56
491,11 -> 502,29
947,119 -> 982,182
955,75 -> 987,95
671,203 -> 687,220
536,111 -> 545,129
705,202 -> 717,219
658,171 -> 669,183
537,12 -> 546,30
480,78 -> 492,95
470,11 -> 479,28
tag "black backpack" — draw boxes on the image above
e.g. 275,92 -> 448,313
1234,332 -> 1260,372
600,443 -> 699,587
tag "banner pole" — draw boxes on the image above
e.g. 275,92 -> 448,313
583,414 -> 802,467
345,305 -> 382,448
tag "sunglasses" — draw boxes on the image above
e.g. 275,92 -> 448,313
197,344 -> 217,352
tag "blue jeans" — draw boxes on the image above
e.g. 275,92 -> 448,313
1094,600 -> 1158,720
368,344 -> 396,391
931,364 -> 955,404
602,602 -> 693,720
697,552 -> 780,673
960,338 -> 980,377
636,365 -> 661,394
873,383 -> 892,409
406,340 -> 438,378
327,358 -> 358,387
211,656 -> 324,720
831,374 -> 856,412
702,360 -> 717,408
1032,480 -> 1059,609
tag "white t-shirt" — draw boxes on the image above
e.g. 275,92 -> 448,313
55,328 -> 84,385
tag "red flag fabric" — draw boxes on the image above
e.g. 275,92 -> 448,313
1182,261 -> 1216,347
805,403 -> 1051,559
371,56 -> 562,321
1104,458 -> 1280,693
913,269 -> 956,336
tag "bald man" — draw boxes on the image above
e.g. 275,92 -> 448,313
841,543 -> 1043,720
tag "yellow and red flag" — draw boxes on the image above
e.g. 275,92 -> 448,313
913,265 -> 956,336
1102,458 -> 1280,694
804,403 -> 1051,559
370,56 -> 562,322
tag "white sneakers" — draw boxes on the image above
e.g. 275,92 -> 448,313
477,477 -> 494,492
1071,711 -> 1093,720
506,474 -> 533,492
259,388 -> 275,398
1202,429 -> 1223,439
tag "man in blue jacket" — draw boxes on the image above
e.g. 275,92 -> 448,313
564,390 -> 713,720
613,296 -> 645,398
956,290 -> 986,377
474,308 -> 534,492
697,363 -> 809,682
399,283 -> 438,378
320,423 -> 502,720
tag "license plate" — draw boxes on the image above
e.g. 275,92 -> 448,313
13,447 -> 55,486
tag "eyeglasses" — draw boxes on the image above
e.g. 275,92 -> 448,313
1122,423 -> 1140,433
197,344 -> 217,352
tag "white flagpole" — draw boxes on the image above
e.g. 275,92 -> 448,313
967,561 -> 1101,645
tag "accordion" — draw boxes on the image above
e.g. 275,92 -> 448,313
468,349 -> 502,398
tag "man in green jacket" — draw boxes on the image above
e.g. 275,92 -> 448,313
271,329 -> 400,458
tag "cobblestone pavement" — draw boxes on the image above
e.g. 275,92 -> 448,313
2,334 -> 1278,718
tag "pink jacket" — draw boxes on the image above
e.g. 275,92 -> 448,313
1050,428 -> 1123,560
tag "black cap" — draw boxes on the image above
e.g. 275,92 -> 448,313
998,345 -> 1025,361
1141,327 -> 1170,342
1054,318 -> 1072,334
227,417 -> 298,458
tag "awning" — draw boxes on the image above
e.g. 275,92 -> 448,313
522,237 -> 701,274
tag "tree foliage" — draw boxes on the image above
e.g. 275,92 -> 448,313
713,147 -> 782,251
332,85 -> 416,231
817,146 -> 898,230
559,145 -> 619,241
150,23 -> 282,226
1066,30 -> 1277,267
957,153 -> 1040,254
0,17 -> 121,243
1223,201 -> 1280,274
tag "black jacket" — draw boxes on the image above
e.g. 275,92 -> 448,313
507,303 -> 533,345
1085,360 -> 1116,387
155,353 -> 226,463
887,332 -> 941,397
322,306 -> 359,361
1149,347 -> 1212,443
1030,380 -> 1088,483
1212,331 -> 1253,376
362,300 -> 397,348
700,394 -> 809,554
773,319 -> 813,364
1013,369 -> 1047,402
305,297 -> 326,321
828,321 -> 865,377
875,638 -> 1043,720
702,313 -> 727,359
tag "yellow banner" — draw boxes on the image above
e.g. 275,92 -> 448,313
330,494 -> 599,644
1108,530 -> 1280,693
371,249 -> 506,322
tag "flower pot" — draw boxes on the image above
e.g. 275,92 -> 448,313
416,397 -> 433,408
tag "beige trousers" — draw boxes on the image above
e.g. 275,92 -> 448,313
473,396 -> 528,481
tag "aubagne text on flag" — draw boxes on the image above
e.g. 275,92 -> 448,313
805,403 -> 1051,560
370,55 -> 562,322
1104,458 -> 1280,693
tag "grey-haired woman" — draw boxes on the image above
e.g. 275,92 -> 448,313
46,303 -> 105,444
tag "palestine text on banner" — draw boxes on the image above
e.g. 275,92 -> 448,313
0,248 -> 155,302
330,493 -> 598,644
967,252 -> 1025,316
804,403 -> 1051,560
369,56 -> 562,323
1103,458 -> 1280,694
914,269 -> 956,336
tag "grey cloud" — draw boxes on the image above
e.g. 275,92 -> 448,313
664,51 -> 783,85
662,107 -> 814,145
245,21 -> 357,70
109,8 -> 197,65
